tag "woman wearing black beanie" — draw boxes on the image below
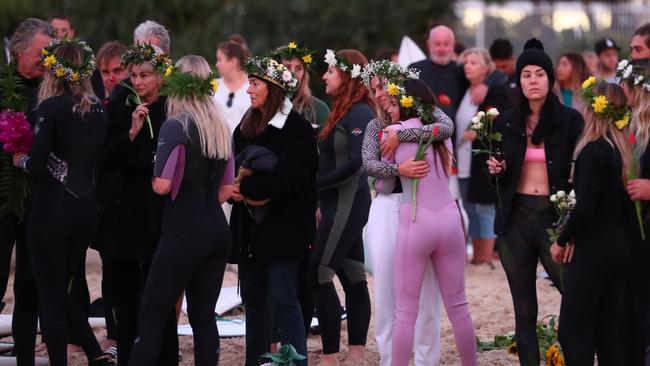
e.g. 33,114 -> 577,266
486,38 -> 584,365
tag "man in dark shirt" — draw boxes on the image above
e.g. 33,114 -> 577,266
489,38 -> 519,110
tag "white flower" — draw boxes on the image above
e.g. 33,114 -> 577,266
568,198 -> 576,208
634,75 -> 644,85
266,67 -> 275,78
569,190 -> 575,198
556,190 -> 566,198
617,59 -> 629,71
324,49 -> 337,67
471,121 -> 483,130
471,116 -> 480,124
288,78 -> 298,88
550,195 -> 557,202
282,70 -> 292,82
477,111 -> 485,118
351,64 -> 362,79
623,65 -> 634,79
339,64 -> 348,72
487,108 -> 499,117
558,201 -> 568,210
644,83 -> 650,92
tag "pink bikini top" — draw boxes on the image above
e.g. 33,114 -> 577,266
524,147 -> 546,163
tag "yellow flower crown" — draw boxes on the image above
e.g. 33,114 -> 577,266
581,76 -> 632,130
41,38 -> 96,83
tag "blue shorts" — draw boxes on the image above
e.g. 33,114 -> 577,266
458,178 -> 496,240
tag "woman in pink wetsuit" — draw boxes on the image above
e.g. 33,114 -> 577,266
388,80 -> 477,366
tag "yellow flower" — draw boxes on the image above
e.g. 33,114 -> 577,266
302,54 -> 312,64
164,66 -> 174,77
70,72 -> 79,82
582,76 -> 596,89
387,83 -> 400,96
615,119 -> 628,129
210,79 -> 219,93
592,95 -> 608,114
400,95 -> 414,108
41,49 -> 49,56
545,345 -> 558,362
554,353 -> 565,366
288,42 -> 298,49
43,55 -> 57,68
55,67 -> 66,77
506,342 -> 518,356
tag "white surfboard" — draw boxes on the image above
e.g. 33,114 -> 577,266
397,36 -> 427,68
181,286 -> 242,316
0,315 -> 106,337
177,318 -> 246,338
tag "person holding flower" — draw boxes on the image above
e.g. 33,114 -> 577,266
309,49 -> 374,365
231,55 -> 317,366
13,37 -> 113,366
386,79 -> 476,366
486,38 -> 584,365
550,82 -> 632,365
128,55 -> 233,366
100,43 -> 179,366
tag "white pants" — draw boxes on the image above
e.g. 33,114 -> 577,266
365,193 -> 441,366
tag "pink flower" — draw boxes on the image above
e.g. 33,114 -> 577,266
0,110 -> 33,154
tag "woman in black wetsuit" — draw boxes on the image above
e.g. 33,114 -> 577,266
13,38 -> 113,366
310,49 -> 375,365
128,55 -> 233,366
550,82 -> 632,365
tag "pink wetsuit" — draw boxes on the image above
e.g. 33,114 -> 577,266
389,118 -> 477,366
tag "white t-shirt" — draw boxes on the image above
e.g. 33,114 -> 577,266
213,77 -> 251,133
454,90 -> 478,179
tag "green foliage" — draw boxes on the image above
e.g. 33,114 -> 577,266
260,344 -> 306,366
159,70 -> 218,100
0,64 -> 27,111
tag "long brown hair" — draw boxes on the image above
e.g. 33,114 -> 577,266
628,60 -> 650,154
240,77 -> 286,140
217,34 -> 250,68
557,53 -> 589,90
291,64 -> 316,122
319,49 -> 375,141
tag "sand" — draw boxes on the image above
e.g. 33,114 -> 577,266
1,249 -> 561,365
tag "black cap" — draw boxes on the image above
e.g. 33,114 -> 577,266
595,38 -> 620,55
516,38 -> 555,86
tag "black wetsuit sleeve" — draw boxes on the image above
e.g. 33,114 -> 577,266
362,118 -> 399,178
557,142 -> 605,246
318,106 -> 371,189
395,107 -> 454,143
23,101 -> 56,176
153,118 -> 185,178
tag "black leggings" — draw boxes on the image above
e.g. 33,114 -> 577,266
309,195 -> 371,355
99,250 -> 118,340
69,251 -> 90,346
498,194 -> 562,366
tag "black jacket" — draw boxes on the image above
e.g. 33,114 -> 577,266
230,110 -> 318,262
494,94 -> 584,235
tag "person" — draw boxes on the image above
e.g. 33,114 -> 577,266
489,38 -> 519,108
486,38 -> 584,365
100,43 -> 179,366
455,48 -> 506,265
232,55 -> 317,366
0,18 -> 54,366
387,79 -> 476,366
47,14 -> 75,40
550,82 -> 632,365
13,37 -> 112,366
96,41 -> 128,104
375,48 -> 398,63
273,42 -> 330,128
620,59 -> 650,366
214,35 -> 251,133
129,55 -> 233,366
361,59 -> 451,366
133,20 -> 171,54
310,49 -> 374,366
631,23 -> 650,60
582,51 -> 599,77
595,38 -> 620,83
555,53 -> 589,112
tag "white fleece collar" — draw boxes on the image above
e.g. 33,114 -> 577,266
268,97 -> 293,129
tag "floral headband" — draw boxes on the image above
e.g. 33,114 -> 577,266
243,56 -> 298,93
360,59 -> 420,88
617,59 -> 650,93
271,42 -> 315,69
41,38 -> 96,83
323,49 -> 362,79
581,76 -> 632,130
160,68 -> 219,100
121,43 -> 173,74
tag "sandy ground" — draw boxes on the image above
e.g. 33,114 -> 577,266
0,249 -> 561,365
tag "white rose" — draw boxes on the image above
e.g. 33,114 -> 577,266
556,191 -> 566,198
473,122 -> 483,130
569,190 -> 575,198
487,108 -> 499,117
623,65 -> 634,79
634,75 -> 643,85
471,116 -> 480,124
477,111 -> 485,118
282,70 -> 292,82
351,64 -> 362,79
617,59 -> 629,71
550,195 -> 557,202
558,201 -> 568,210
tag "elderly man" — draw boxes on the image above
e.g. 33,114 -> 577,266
0,18 -> 55,365
133,20 -> 171,54
631,23 -> 650,60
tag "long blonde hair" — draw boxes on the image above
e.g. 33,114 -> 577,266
290,62 -> 316,123
628,62 -> 650,155
573,83 -> 631,180
38,42 -> 97,117
166,55 -> 231,159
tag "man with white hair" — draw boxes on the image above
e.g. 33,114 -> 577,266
133,20 -> 171,54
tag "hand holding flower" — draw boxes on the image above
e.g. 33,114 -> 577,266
486,156 -> 506,175
627,178 -> 650,200
398,158 -> 429,179
12,153 -> 26,167
129,103 -> 150,141
550,242 -> 564,264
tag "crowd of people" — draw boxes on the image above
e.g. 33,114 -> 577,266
0,12 -> 649,366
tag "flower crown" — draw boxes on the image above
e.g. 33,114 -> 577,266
617,59 -> 650,93
581,76 -> 632,130
243,56 -> 298,93
323,49 -> 362,79
271,42 -> 315,69
393,88 -> 437,123
41,38 -> 96,83
360,59 -> 420,88
121,43 -> 173,74
159,68 -> 219,100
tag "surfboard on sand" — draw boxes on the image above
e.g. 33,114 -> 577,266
397,35 -> 426,67
181,286 -> 242,317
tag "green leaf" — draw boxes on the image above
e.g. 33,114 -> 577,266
491,132 -> 502,142
126,93 -> 139,107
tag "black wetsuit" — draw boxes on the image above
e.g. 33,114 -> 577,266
557,139 -> 630,365
129,116 -> 232,366
309,102 -> 374,354
19,93 -> 107,366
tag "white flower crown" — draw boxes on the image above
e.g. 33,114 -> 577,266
324,49 -> 362,79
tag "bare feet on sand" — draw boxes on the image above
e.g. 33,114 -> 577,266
318,353 -> 339,366
345,345 -> 365,364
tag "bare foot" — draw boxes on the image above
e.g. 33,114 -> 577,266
345,345 -> 365,364
34,343 -> 47,352
318,353 -> 339,366
67,344 -> 83,353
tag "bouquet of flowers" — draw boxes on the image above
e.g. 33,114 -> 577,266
547,190 -> 576,243
627,132 -> 646,240
260,344 -> 306,366
0,111 -> 32,154
470,108 -> 503,205
411,125 -> 440,222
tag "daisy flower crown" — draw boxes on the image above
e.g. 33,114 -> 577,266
271,42 -> 315,70
581,76 -> 632,130
360,59 -> 420,88
160,68 -> 219,100
41,38 -> 96,84
617,59 -> 650,93
121,43 -> 173,74
243,56 -> 298,93
323,49 -> 362,79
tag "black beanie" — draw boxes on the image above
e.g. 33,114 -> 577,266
515,38 -> 555,86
